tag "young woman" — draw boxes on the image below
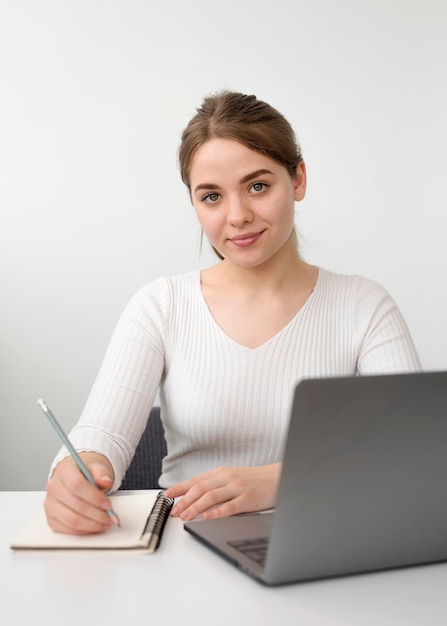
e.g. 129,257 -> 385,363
45,91 -> 421,535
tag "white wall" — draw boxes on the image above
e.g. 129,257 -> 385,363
1,0 -> 446,490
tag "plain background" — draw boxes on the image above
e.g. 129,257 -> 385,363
1,0 -> 446,490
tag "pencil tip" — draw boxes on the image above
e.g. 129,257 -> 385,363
111,513 -> 121,528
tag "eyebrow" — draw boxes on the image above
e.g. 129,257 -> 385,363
239,169 -> 273,184
193,169 -> 274,194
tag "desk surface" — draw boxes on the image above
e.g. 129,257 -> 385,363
3,491 -> 447,626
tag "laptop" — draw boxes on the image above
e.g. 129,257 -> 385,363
184,371 -> 447,585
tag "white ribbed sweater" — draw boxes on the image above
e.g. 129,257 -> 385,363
52,268 -> 421,490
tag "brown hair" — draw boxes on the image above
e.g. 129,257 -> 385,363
179,91 -> 303,191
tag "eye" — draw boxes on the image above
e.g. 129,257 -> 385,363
202,192 -> 221,204
250,182 -> 268,194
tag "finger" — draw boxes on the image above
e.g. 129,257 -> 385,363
169,477 -> 217,516
46,509 -> 112,535
46,470 -> 114,533
165,476 -> 200,499
201,496 -> 246,520
90,471 -> 114,495
166,467 -> 229,508
176,485 -> 237,521
46,476 -> 114,528
44,491 -> 113,535
60,462 -> 113,507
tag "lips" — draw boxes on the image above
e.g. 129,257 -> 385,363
229,230 -> 265,248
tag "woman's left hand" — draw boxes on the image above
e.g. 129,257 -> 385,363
164,463 -> 281,521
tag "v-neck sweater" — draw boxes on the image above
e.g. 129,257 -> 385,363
51,268 -> 421,490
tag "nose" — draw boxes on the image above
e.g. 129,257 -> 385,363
226,195 -> 254,227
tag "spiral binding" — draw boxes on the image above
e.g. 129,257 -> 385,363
141,491 -> 175,546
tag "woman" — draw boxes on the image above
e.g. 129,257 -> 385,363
45,91 -> 421,534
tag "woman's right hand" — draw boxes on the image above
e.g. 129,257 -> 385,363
44,452 -> 117,535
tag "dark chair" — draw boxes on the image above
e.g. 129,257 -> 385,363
119,406 -> 167,490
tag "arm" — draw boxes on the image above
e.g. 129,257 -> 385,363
49,282 -> 167,493
46,281 -> 168,533
353,277 -> 422,374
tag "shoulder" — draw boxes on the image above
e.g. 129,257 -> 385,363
315,267 -> 401,324
316,268 -> 409,340
132,269 -> 201,301
122,270 -> 202,322
317,267 -> 391,301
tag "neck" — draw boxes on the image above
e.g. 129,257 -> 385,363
216,241 -> 311,295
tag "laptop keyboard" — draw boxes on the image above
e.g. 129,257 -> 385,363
228,537 -> 268,566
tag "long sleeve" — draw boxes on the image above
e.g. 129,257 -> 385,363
50,278 -> 169,491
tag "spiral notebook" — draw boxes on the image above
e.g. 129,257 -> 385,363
11,490 -> 174,553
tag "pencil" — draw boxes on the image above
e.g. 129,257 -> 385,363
38,399 -> 121,528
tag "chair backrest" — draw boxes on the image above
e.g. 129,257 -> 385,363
119,406 -> 167,490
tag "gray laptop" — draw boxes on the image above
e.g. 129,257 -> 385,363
184,371 -> 447,585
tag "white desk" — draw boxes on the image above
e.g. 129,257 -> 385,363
3,491 -> 447,626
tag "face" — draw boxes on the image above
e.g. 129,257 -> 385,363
189,138 -> 306,268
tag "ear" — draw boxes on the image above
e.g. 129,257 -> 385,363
293,161 -> 307,201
